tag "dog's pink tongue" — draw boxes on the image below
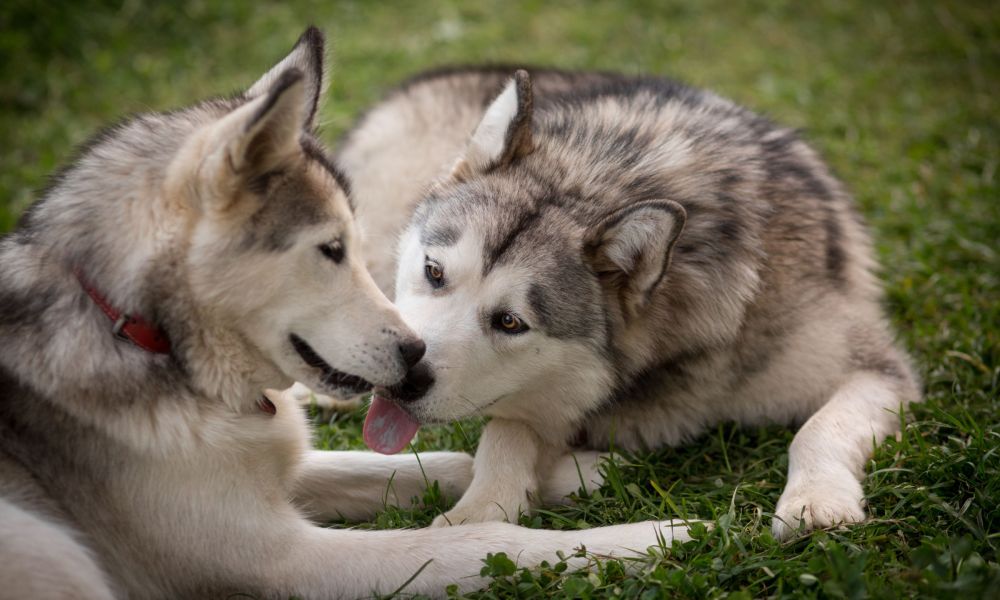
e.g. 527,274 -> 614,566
363,395 -> 420,454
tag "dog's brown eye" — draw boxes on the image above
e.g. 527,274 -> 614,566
492,311 -> 529,335
319,240 -> 344,264
501,314 -> 520,330
425,259 -> 445,288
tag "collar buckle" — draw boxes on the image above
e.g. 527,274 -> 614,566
75,268 -> 171,355
112,313 -> 131,339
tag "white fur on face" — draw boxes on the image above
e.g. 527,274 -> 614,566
177,98 -> 419,398
393,226 -> 613,428
189,204 -> 414,395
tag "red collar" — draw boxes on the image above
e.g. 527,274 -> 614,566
75,269 -> 171,354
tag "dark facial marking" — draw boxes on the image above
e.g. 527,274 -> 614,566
244,167 -> 330,252
525,255 -> 604,340
483,206 -> 542,274
300,137 -> 353,210
485,208 -> 540,272
247,168 -> 285,196
421,225 -> 460,247
527,284 -> 553,332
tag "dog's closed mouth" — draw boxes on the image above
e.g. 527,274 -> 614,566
289,333 -> 372,394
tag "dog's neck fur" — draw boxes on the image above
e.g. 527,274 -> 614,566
0,108 -> 289,455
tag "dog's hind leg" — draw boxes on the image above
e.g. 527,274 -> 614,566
540,450 -> 607,505
293,450 -> 473,521
287,382 -> 363,414
772,368 -> 920,539
0,497 -> 115,599
270,517 -> 693,597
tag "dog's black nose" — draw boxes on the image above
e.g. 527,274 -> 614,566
398,339 -> 426,369
394,363 -> 435,403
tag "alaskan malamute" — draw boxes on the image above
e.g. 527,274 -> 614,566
341,67 -> 921,538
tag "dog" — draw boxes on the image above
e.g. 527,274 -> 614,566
0,34 -> 691,599
338,67 -> 921,538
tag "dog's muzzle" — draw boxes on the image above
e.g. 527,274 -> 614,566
289,333 -> 373,395
378,362 -> 435,403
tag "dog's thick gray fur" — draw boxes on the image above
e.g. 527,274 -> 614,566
0,36 -> 691,598
340,67 -> 921,536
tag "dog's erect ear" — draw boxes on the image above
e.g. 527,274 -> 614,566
198,68 -> 307,203
247,26 -> 327,131
231,69 -> 307,174
584,200 -> 687,318
451,70 -> 534,181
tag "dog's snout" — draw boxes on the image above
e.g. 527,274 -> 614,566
398,339 -> 426,369
394,363 -> 435,403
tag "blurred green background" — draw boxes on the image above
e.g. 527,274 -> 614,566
1,1 -> 997,597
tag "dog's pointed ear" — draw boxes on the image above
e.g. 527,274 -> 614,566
247,26 -> 326,131
583,200 -> 687,318
451,70 -> 534,181
232,69 -> 307,174
200,68 -> 307,196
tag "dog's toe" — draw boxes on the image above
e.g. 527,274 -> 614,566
431,498 -> 525,527
772,473 -> 866,540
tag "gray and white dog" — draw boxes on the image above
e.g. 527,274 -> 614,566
0,35 -> 690,599
341,67 -> 921,538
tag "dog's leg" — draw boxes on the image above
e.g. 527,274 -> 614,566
539,450 -> 608,505
0,498 -> 115,599
273,518 -> 692,597
294,450 -> 473,522
772,371 -> 917,539
287,382 -> 363,414
431,418 -> 551,526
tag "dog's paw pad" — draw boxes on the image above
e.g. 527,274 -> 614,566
772,478 -> 866,540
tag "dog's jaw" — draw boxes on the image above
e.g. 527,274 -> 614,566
288,333 -> 373,396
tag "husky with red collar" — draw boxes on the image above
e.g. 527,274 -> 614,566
0,31 -> 689,599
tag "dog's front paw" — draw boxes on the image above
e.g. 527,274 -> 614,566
431,493 -> 530,527
772,471 -> 866,540
576,519 -> 695,557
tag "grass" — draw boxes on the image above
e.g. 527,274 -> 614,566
2,0 -> 997,597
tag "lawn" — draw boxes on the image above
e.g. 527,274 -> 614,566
1,1 -> 997,597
